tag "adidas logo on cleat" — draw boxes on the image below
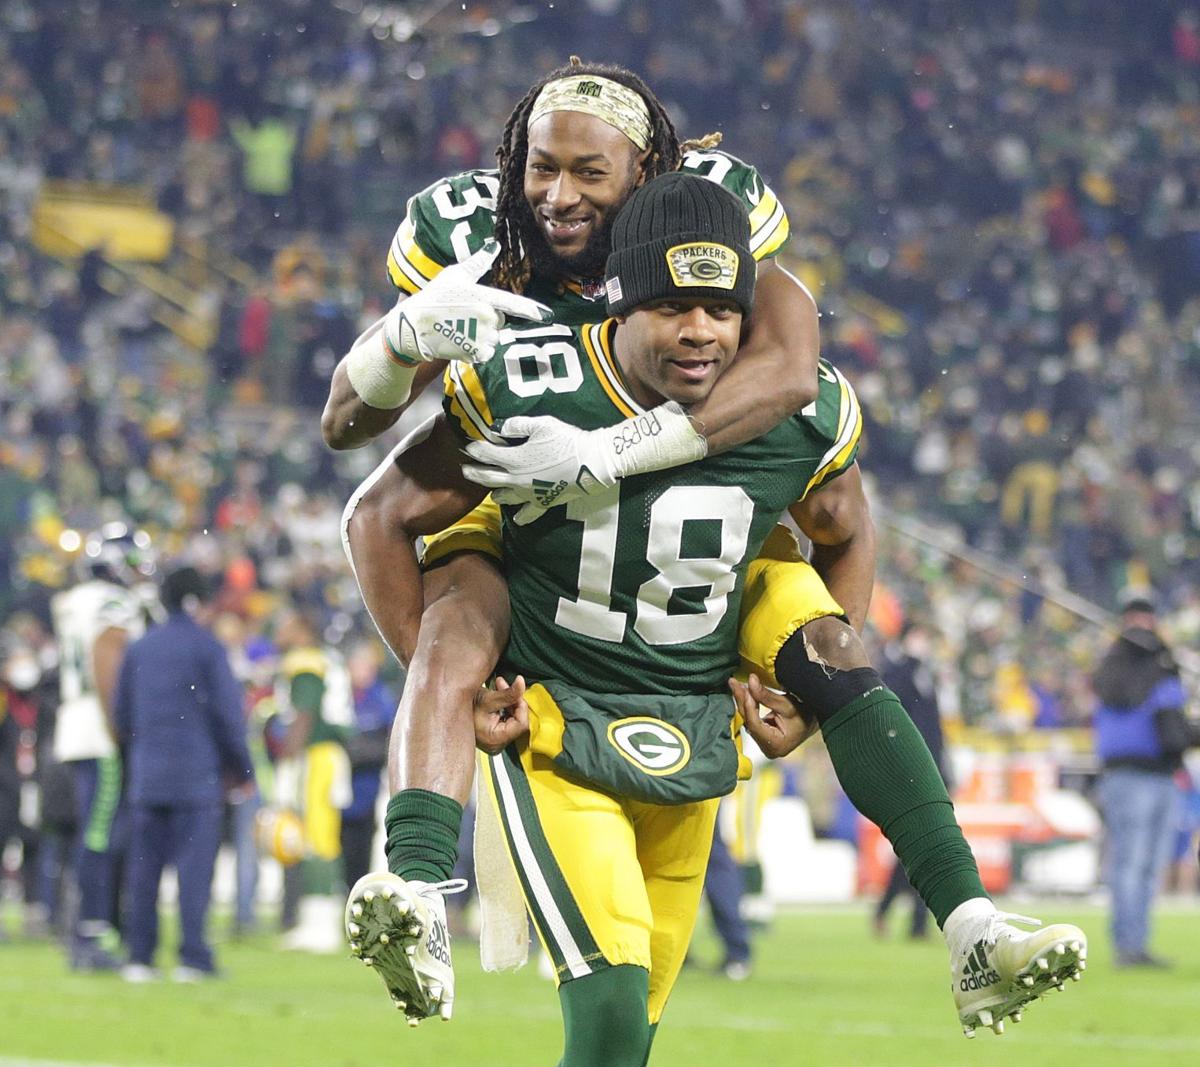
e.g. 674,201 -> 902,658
960,942 -> 1002,992
426,919 -> 452,968
960,970 -> 1002,992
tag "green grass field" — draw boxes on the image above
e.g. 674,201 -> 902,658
2,902 -> 1199,1067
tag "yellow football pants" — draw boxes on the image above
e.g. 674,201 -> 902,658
479,685 -> 718,1025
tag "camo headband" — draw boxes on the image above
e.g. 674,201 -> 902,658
528,74 -> 652,151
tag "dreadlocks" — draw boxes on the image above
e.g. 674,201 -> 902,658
491,58 -> 687,293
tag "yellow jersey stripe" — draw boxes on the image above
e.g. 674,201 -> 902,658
388,217 -> 445,293
582,321 -> 640,419
750,196 -> 789,259
444,369 -> 482,442
460,361 -> 494,428
804,365 -> 862,496
445,363 -> 499,443
396,217 -> 444,281
387,249 -> 422,294
594,320 -> 645,414
754,210 -> 790,259
747,187 -> 779,236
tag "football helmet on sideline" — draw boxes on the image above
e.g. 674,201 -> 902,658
81,522 -> 157,586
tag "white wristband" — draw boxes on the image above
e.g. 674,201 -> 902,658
608,401 -> 708,479
345,331 -> 419,410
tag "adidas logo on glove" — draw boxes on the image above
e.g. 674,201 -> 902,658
434,318 -> 481,360
532,478 -> 570,506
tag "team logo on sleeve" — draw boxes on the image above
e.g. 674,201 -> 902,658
607,718 -> 691,776
665,243 -> 739,289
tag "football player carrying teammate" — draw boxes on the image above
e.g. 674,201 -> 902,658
324,56 -> 1084,1032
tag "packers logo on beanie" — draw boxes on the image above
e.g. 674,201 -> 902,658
605,171 -> 755,317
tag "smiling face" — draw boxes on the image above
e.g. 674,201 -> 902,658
522,110 -> 647,279
614,297 -> 744,409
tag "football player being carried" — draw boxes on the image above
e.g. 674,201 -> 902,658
339,167 -> 1086,1048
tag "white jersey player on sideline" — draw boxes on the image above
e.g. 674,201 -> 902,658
51,522 -> 155,971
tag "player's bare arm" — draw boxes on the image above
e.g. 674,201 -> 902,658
322,320 -> 444,450
685,259 -> 819,453
93,626 -> 129,741
788,462 -> 876,633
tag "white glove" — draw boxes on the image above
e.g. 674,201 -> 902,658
382,241 -> 551,365
462,403 -> 708,524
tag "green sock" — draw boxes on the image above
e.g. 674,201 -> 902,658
822,688 -> 987,927
558,965 -> 650,1067
383,789 -> 463,883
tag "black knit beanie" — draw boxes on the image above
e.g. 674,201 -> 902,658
605,171 -> 755,317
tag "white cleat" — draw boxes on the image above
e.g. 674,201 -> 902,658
344,872 -> 467,1026
951,910 -> 1087,1038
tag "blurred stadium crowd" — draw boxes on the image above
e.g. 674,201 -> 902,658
1,0 -> 1199,740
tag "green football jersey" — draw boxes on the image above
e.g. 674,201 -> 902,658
387,150 -> 790,325
443,320 -> 862,696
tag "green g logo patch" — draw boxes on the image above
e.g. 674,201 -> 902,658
607,717 -> 691,776
665,242 -> 739,290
